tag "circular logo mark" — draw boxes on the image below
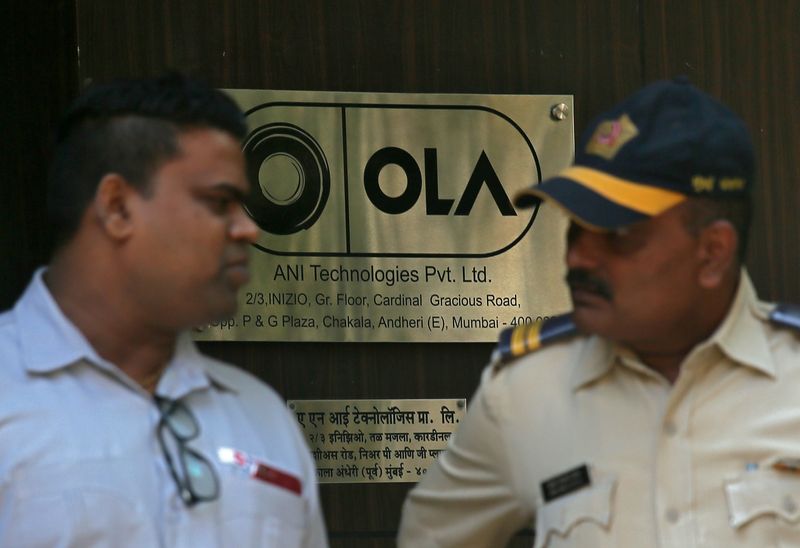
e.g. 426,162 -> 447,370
243,123 -> 330,235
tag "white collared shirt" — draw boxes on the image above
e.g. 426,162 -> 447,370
399,271 -> 800,548
0,269 -> 328,547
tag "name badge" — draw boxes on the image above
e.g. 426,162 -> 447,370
541,464 -> 591,502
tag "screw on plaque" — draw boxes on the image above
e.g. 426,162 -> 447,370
551,103 -> 570,121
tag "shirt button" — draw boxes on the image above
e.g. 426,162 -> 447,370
784,495 -> 797,514
665,508 -> 680,523
664,422 -> 677,436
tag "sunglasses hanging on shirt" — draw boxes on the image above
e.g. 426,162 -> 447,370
154,396 -> 220,506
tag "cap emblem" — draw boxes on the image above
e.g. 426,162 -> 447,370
585,113 -> 638,160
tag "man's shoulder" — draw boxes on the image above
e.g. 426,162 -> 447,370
751,299 -> 800,342
489,314 -> 582,376
472,320 -> 596,435
201,356 -> 279,395
742,298 -> 800,375
767,303 -> 800,333
764,302 -> 800,366
197,356 -> 311,440
0,309 -> 15,336
0,306 -> 18,335
200,356 -> 285,407
481,316 -> 595,403
0,307 -> 24,377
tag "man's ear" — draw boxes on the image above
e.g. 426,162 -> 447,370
697,220 -> 738,288
93,173 -> 135,240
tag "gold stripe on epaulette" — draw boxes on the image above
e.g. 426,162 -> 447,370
511,322 -> 542,358
524,322 -> 542,354
492,313 -> 578,375
510,325 -> 526,358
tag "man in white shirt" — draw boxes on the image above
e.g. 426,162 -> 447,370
0,74 -> 327,547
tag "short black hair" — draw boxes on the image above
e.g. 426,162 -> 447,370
47,72 -> 247,248
682,196 -> 752,263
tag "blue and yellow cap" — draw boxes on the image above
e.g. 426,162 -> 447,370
515,77 -> 755,230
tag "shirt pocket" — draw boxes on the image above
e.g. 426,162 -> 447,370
217,473 -> 308,548
533,474 -> 617,548
725,466 -> 800,528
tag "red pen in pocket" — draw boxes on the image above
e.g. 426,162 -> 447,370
217,447 -> 302,495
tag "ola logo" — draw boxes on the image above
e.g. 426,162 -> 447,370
364,148 -> 516,217
242,101 -> 541,258
243,123 -> 330,234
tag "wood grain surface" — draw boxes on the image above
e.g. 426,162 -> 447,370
3,2 -> 798,546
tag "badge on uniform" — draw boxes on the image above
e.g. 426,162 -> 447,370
540,464 -> 591,502
217,446 -> 303,495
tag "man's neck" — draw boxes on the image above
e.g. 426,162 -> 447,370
634,350 -> 692,384
45,255 -> 176,393
631,273 -> 741,385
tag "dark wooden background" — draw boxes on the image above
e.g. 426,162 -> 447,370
3,2 -> 798,546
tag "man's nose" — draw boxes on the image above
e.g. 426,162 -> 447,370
230,206 -> 259,243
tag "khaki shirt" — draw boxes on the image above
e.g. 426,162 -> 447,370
398,272 -> 800,548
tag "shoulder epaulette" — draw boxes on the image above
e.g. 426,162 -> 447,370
492,313 -> 578,372
769,303 -> 800,332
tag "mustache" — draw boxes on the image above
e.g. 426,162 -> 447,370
565,269 -> 613,301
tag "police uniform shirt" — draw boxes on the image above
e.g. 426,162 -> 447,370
398,271 -> 800,548
0,270 -> 328,548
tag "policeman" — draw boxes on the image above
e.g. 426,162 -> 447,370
398,78 -> 800,547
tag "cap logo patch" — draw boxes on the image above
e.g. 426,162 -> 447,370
585,114 -> 638,160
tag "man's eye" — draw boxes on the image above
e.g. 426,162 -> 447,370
607,230 -> 644,254
566,223 -> 582,244
205,196 -> 232,211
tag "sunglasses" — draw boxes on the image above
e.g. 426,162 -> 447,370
155,396 -> 219,506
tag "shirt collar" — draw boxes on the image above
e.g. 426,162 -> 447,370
16,268 -> 100,374
15,268 -> 239,396
709,269 -> 775,378
570,269 -> 775,390
570,336 -> 616,390
157,334 -> 241,398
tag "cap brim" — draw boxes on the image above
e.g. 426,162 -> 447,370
514,166 -> 686,231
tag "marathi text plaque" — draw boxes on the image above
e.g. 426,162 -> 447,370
288,399 -> 466,483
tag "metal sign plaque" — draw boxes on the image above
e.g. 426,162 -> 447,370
195,90 -> 573,342
287,399 -> 466,483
